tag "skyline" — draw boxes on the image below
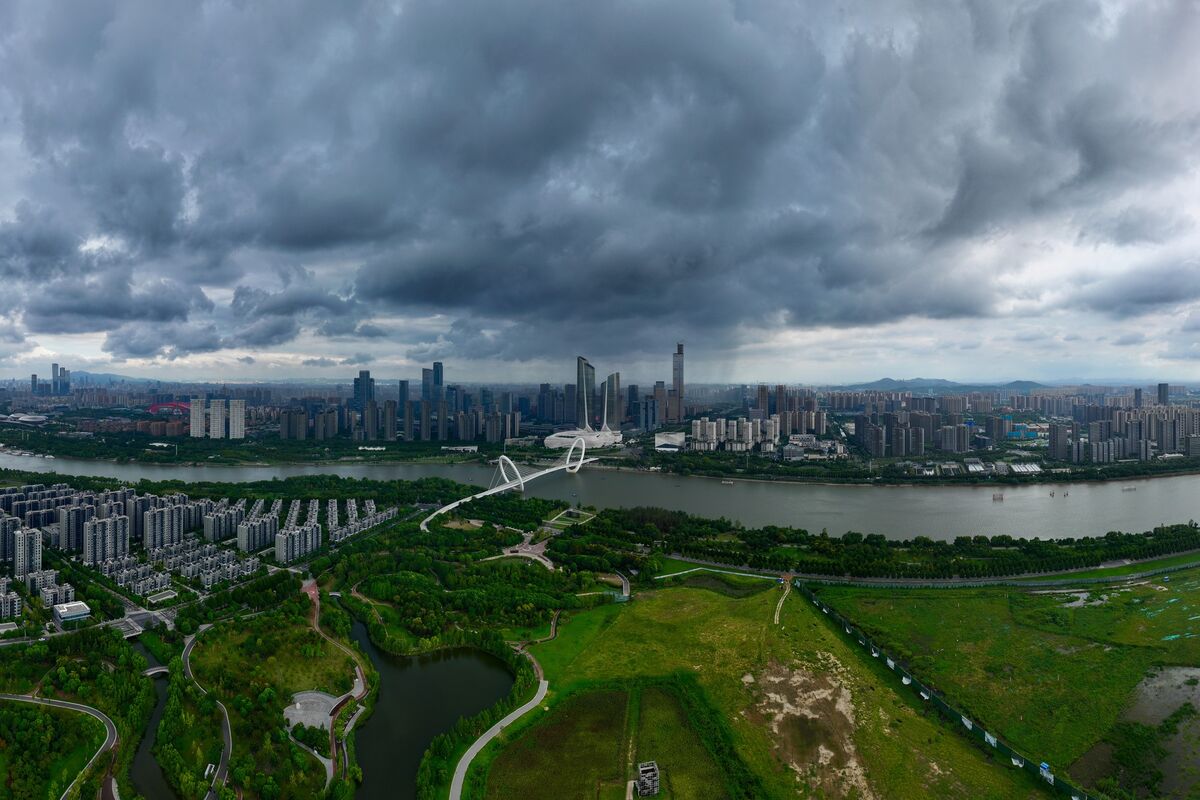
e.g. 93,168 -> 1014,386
1,1 -> 1199,383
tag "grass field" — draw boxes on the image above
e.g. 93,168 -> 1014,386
635,688 -> 726,798
475,583 -> 1048,799
485,690 -> 630,798
1014,550 -> 1200,582
817,568 -> 1200,796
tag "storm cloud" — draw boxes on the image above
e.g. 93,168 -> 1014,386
0,0 -> 1198,381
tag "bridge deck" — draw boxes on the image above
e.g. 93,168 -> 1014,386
421,457 -> 597,531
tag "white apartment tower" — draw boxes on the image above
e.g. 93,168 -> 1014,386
189,397 -> 206,437
228,399 -> 246,439
208,400 -> 227,439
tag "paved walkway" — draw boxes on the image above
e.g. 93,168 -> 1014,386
448,674 -> 549,800
182,625 -> 233,800
0,693 -> 118,800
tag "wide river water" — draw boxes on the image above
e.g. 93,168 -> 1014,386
2,452 -> 1195,539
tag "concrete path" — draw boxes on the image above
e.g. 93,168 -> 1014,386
448,675 -> 549,800
287,731 -> 334,789
0,693 -> 118,800
182,624 -> 233,800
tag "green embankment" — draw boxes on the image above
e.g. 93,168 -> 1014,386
472,584 -> 1047,799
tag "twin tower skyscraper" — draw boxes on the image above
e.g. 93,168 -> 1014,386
575,343 -> 684,431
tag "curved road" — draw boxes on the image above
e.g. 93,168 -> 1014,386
0,694 -> 118,800
182,625 -> 234,800
448,668 -> 549,800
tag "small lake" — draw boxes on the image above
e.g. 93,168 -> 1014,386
130,641 -> 180,800
349,620 -> 514,800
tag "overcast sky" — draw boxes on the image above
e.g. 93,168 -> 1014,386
1,0 -> 1198,386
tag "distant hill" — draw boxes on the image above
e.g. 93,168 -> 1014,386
839,377 -> 1048,393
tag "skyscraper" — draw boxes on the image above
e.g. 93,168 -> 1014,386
672,343 -> 685,422
1158,382 -> 1170,406
422,368 -> 434,405
604,373 -> 621,430
353,370 -> 375,409
228,399 -> 246,439
189,397 -> 206,437
208,399 -> 226,439
433,361 -> 444,400
576,356 -> 596,429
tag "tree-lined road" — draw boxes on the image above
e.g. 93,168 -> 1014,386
0,693 -> 118,800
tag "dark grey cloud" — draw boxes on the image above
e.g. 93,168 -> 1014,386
0,0 -> 1195,372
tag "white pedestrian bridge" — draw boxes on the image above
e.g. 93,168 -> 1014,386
420,437 -> 596,532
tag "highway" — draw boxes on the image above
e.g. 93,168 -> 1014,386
182,625 -> 233,800
0,693 -> 118,800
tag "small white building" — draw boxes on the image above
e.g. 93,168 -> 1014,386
52,600 -> 91,627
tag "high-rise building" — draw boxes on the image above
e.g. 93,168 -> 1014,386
383,400 -> 397,440
190,397 -> 206,437
1158,382 -> 1170,406
208,399 -> 227,438
399,379 -> 410,403
422,368 -> 434,405
576,356 -> 596,429
1134,388 -> 1144,408
13,529 -> 42,580
672,343 -> 685,422
604,373 -> 621,430
228,399 -> 246,439
362,400 -> 379,440
433,362 -> 444,400
1049,422 -> 1072,461
82,516 -> 130,566
354,370 -> 375,409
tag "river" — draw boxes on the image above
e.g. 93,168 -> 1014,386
130,641 -> 180,800
0,451 -> 1193,539
348,621 -> 513,800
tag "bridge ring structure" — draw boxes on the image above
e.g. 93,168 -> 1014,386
421,440 -> 596,532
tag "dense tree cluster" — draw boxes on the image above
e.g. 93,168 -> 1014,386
0,702 -> 103,800
0,627 -> 155,799
557,507 -> 1200,580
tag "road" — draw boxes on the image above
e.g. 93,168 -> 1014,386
0,693 -> 118,800
182,625 -> 233,800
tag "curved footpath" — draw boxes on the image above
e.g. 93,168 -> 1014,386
448,663 -> 549,800
0,693 -> 118,800
182,625 -> 234,800
448,612 -> 559,800
302,580 -> 370,782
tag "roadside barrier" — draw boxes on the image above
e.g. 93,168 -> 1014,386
796,581 -> 1099,800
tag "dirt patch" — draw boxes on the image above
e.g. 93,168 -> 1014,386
749,656 -> 877,799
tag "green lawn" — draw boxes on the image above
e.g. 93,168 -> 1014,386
485,690 -> 629,798
477,584 -> 1047,799
635,688 -> 726,799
